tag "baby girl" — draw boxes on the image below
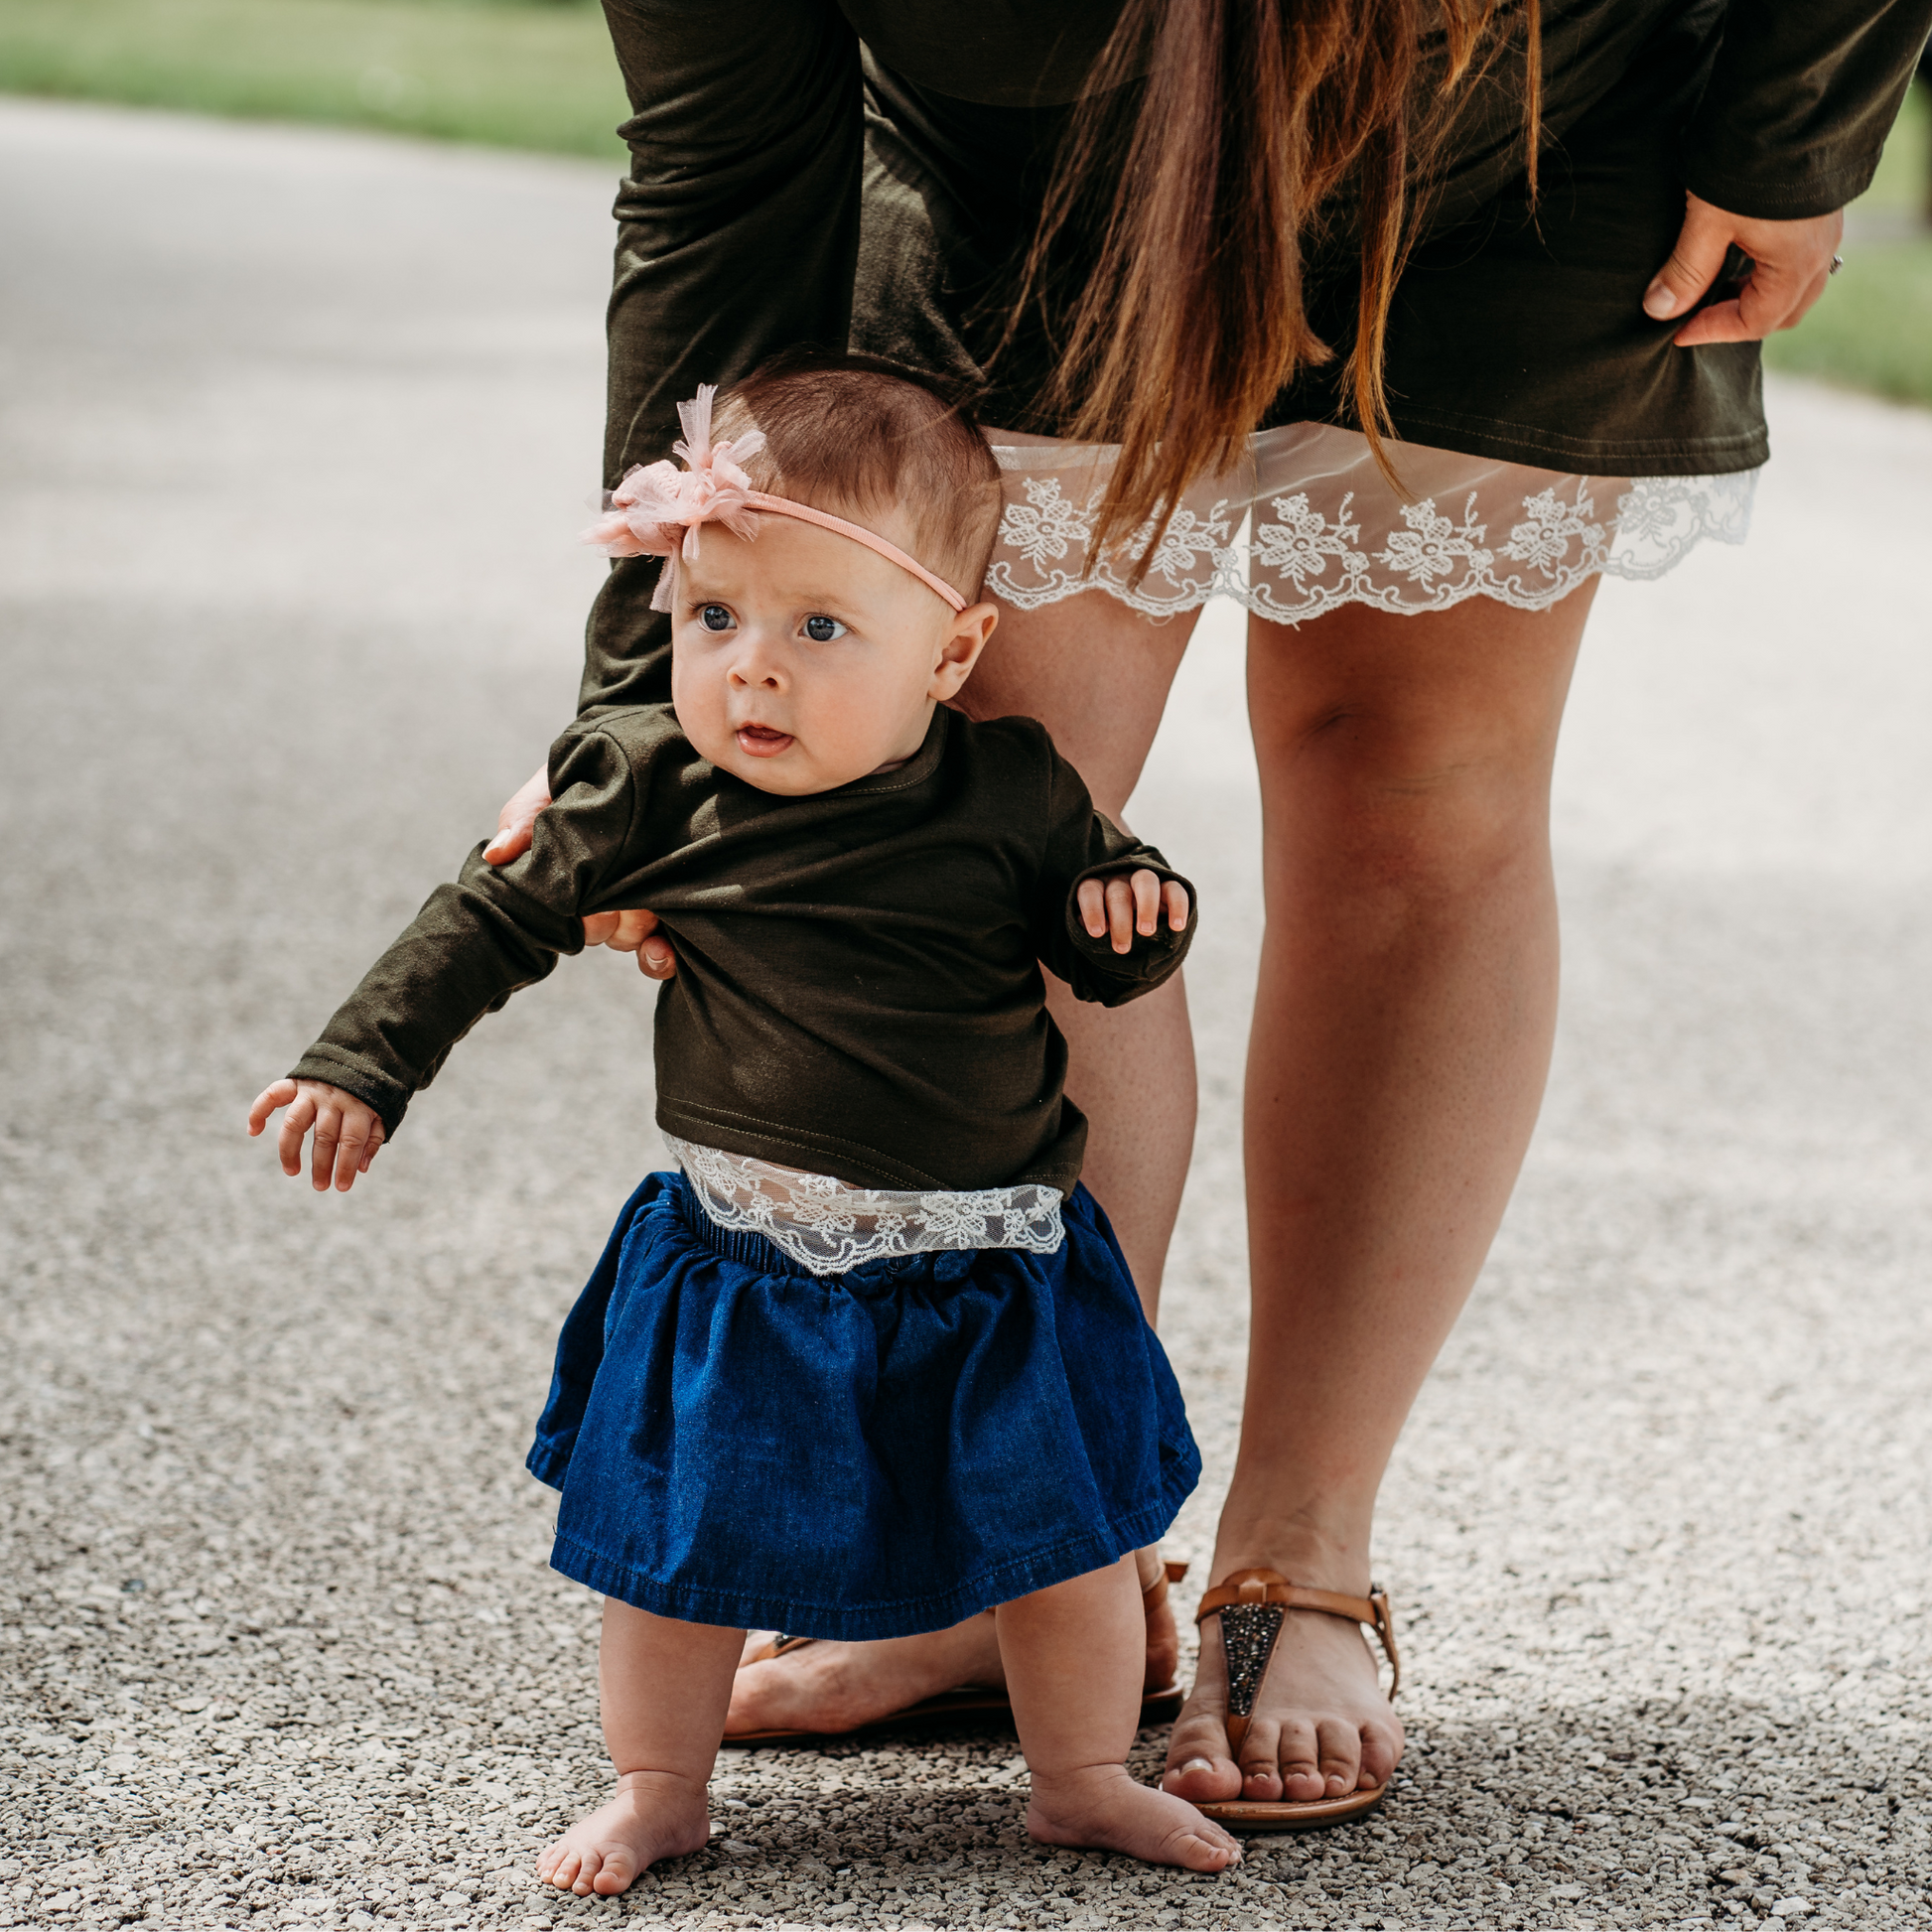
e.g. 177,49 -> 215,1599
248,354 -> 1238,1889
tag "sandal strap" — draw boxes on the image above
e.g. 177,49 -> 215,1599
1142,1557 -> 1188,1613
743,1632 -> 814,1665
1194,1567 -> 1401,1701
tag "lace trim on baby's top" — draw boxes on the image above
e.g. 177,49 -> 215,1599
665,1136 -> 1066,1277
985,421 -> 1759,622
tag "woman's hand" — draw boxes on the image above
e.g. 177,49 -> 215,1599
1642,192 -> 1845,346
483,762 -> 676,978
248,1077 -> 385,1192
1078,869 -> 1190,956
483,762 -> 552,865
582,907 -> 678,980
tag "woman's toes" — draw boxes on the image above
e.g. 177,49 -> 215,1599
1161,1749 -> 1240,1802
1238,1716 -> 1288,1800
1276,1717 -> 1328,1802
1315,1715 -> 1363,1796
1359,1720 -> 1401,1789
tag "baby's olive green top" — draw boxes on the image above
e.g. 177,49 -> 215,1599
580,0 -> 1931,713
291,705 -> 1194,1195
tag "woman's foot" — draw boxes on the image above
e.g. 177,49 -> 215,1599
536,1769 -> 711,1896
725,1563 -> 1179,1734
1029,1764 -> 1240,1870
727,1612 -> 1003,1735
1162,1596 -> 1402,1805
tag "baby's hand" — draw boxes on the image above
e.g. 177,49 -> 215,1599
1077,869 -> 1190,956
247,1078 -> 386,1193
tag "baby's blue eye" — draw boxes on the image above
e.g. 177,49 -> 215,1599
802,615 -> 846,642
699,604 -> 734,631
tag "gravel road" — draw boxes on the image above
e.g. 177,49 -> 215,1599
2,94 -> 1929,1932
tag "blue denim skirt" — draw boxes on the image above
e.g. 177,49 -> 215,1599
526,1171 -> 1199,1639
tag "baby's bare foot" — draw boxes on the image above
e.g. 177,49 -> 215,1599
1028,1764 -> 1240,1871
536,1769 -> 710,1897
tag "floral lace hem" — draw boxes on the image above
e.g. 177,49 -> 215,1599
985,423 -> 1758,623
666,1136 -> 1065,1277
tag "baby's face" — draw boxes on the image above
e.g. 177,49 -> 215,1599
670,506 -> 997,795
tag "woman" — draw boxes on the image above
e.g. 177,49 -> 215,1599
485,0 -> 1929,1825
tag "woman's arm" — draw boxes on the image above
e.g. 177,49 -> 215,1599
584,0 -> 864,714
1642,0 -> 1932,339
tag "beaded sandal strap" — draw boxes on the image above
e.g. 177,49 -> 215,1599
1194,1568 -> 1400,1746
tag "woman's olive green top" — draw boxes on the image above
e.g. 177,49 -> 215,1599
578,0 -> 1931,711
291,705 -> 1194,1194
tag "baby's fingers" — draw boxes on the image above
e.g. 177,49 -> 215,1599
274,1091 -> 318,1178
357,1118 -> 386,1174
1162,879 -> 1191,932
1105,876 -> 1137,954
248,1079 -> 297,1138
331,1109 -> 377,1193
1076,877 -> 1108,939
1130,868 -> 1164,937
310,1099 -> 343,1192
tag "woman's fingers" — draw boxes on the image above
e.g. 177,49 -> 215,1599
637,930 -> 676,980
483,761 -> 552,865
583,907 -> 679,978
1645,193 -> 1845,345
1641,195 -> 1733,321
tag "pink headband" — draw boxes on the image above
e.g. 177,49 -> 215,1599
581,384 -> 968,615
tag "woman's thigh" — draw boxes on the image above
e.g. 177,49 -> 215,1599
953,591 -> 1201,818
1244,584 -> 1595,871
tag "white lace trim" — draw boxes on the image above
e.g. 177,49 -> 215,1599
666,1136 -> 1065,1277
985,422 -> 1758,622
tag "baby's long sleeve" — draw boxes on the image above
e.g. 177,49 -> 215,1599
1030,742 -> 1197,1007
288,724 -> 641,1135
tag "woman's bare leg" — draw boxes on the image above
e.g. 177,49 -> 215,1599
725,590 -> 1199,1736
1163,583 -> 1591,1806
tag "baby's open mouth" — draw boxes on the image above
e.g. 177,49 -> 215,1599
735,724 -> 794,757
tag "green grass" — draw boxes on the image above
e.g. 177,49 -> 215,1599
2,6 -> 1928,403
1763,81 -> 1932,406
0,0 -> 629,160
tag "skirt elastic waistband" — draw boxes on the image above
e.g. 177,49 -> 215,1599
676,1184 -> 795,1275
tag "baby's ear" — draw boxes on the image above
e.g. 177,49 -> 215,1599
930,601 -> 1000,700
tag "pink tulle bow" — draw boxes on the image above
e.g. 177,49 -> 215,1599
579,384 -> 768,610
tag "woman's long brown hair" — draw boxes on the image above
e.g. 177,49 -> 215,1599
1011,0 -> 1541,558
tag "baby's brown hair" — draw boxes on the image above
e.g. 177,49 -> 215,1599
711,350 -> 1005,603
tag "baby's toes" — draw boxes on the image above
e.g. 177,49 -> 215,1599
1315,1715 -> 1362,1796
590,1849 -> 636,1897
1275,1717 -> 1328,1803
1187,1819 -> 1243,1869
537,1841 -> 579,1890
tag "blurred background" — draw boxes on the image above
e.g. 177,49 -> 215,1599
1,0 -> 1928,404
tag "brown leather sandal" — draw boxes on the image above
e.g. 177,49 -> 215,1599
1186,1567 -> 1400,1830
727,1559 -> 1190,1746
